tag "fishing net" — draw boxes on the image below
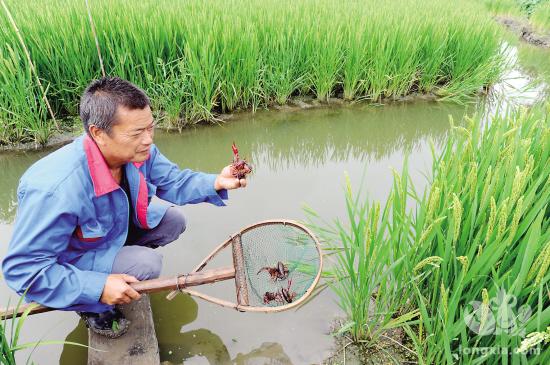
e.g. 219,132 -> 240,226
237,221 -> 321,308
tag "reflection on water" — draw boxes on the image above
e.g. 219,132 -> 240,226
152,293 -> 232,365
246,103 -> 462,171
156,101 -> 465,172
59,321 -> 88,364
482,42 -> 550,119
233,343 -> 292,365
153,292 -> 295,365
0,150 -> 50,223
515,41 -> 550,88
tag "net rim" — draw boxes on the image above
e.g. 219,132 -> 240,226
179,219 -> 323,313
230,219 -> 323,313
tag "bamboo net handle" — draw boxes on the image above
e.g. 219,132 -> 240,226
166,236 -> 233,300
1,266 -> 235,319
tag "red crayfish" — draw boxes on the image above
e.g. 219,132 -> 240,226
231,142 -> 252,179
280,280 -> 297,303
262,280 -> 297,305
263,291 -> 280,305
257,261 -> 289,281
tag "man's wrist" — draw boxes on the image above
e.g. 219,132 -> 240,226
214,175 -> 221,191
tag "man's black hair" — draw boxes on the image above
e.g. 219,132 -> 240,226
79,77 -> 150,135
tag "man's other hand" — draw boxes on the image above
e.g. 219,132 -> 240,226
100,274 -> 141,305
214,165 -> 248,190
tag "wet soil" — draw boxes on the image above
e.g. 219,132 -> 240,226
0,132 -> 74,152
323,319 -> 417,365
496,16 -> 550,48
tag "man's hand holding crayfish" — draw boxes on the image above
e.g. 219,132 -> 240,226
214,142 -> 252,190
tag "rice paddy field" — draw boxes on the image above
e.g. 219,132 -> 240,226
0,0 -> 504,145
1,0 -> 550,364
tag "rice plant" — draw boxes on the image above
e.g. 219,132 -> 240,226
404,104 -> 550,364
307,104 -> 550,362
0,0 -> 504,145
305,170 -> 419,345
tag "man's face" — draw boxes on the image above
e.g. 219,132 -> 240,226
92,105 -> 155,166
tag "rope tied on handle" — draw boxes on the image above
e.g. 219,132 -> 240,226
175,273 -> 190,292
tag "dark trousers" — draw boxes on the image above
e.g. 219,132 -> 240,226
110,207 -> 186,280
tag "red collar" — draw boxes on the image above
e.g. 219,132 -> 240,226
83,135 -> 120,197
83,135 -> 147,196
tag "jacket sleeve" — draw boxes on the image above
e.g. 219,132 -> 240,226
1,186 -> 108,310
146,145 -> 228,206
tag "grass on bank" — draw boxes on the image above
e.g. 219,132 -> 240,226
307,104 -> 550,363
0,0 -> 504,145
1,290 -> 89,365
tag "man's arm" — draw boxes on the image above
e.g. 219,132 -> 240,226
146,145 -> 229,206
1,187 -> 109,311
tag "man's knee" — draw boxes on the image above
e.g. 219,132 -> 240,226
131,248 -> 162,280
112,246 -> 163,280
143,250 -> 162,279
160,208 -> 186,241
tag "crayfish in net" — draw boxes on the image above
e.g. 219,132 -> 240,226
257,261 -> 289,281
231,142 -> 252,179
262,280 -> 297,305
263,291 -> 280,305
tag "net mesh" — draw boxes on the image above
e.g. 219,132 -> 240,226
239,222 -> 320,308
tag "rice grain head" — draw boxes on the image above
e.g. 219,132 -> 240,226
485,196 -> 497,243
510,167 -> 522,206
535,241 -> 550,286
452,194 -> 462,244
371,202 -> 380,235
507,196 -> 523,245
516,328 -> 550,354
364,226 -> 372,255
441,282 -> 448,320
418,216 -> 446,245
479,288 -> 490,334
527,240 -> 550,284
481,166 -> 493,204
457,255 -> 469,272
477,244 -> 483,258
502,127 -> 518,139
466,162 -> 478,199
496,197 -> 509,241
427,185 -> 440,219
413,256 -> 444,274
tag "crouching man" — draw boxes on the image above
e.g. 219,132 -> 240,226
2,77 -> 249,338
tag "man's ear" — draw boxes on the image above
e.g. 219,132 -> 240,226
88,125 -> 107,146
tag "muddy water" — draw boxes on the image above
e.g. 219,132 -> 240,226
1,42 -> 549,364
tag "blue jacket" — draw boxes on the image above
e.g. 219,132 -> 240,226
2,134 -> 227,313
